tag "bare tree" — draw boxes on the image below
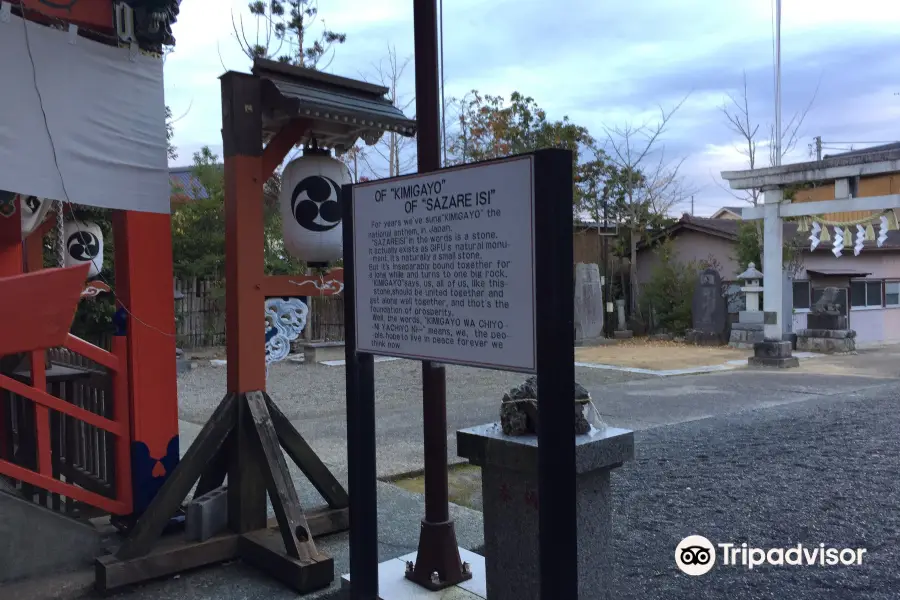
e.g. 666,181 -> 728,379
719,71 -> 818,206
232,1 -> 347,70
604,96 -> 692,314
357,45 -> 417,177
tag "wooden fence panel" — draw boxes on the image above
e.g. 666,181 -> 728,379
306,296 -> 344,342
169,278 -> 347,348
173,277 -> 225,349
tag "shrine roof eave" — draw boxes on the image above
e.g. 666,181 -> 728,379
252,59 -> 417,154
720,148 -> 900,191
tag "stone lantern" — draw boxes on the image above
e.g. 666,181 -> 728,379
728,262 -> 766,348
738,262 -> 764,312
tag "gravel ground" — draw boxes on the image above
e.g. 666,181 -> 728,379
177,358 -> 650,425
435,382 -> 900,598
610,384 -> 898,599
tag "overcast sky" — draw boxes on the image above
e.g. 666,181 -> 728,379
165,0 -> 900,216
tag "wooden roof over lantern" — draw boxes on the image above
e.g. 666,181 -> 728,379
251,58 -> 418,154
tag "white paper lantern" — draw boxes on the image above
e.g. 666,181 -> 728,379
64,220 -> 104,278
279,150 -> 349,264
19,194 -> 51,238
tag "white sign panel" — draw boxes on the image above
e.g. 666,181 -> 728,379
352,156 -> 536,372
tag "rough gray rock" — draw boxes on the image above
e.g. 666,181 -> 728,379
500,376 -> 592,436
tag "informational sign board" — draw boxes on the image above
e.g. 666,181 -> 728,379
352,155 -> 536,372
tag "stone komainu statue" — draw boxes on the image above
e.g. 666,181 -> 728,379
811,286 -> 841,315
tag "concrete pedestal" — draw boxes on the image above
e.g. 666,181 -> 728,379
301,341 -> 346,363
796,329 -> 856,353
613,330 -> 633,339
748,339 -> 799,368
685,329 -> 723,346
728,322 -> 765,349
457,424 -> 635,600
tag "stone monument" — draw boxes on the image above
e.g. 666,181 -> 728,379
499,376 -> 593,436
613,298 -> 633,339
796,287 -> 856,353
728,262 -> 766,348
457,422 -> 634,600
686,268 -> 726,345
574,263 -> 605,346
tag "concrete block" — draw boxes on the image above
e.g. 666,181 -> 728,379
0,491 -> 103,583
730,322 -> 765,332
748,356 -> 800,368
807,313 -> 848,330
457,424 -> 634,600
302,341 -> 346,363
186,485 -> 228,542
753,340 -> 793,359
737,311 -> 764,324
796,329 -> 855,339
797,336 -> 856,354
613,330 -> 633,339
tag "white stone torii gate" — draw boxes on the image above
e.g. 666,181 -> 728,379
720,147 -> 900,342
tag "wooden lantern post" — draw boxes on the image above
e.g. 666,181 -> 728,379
97,60 -> 414,593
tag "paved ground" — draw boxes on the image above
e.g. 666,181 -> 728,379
177,359 -> 652,478
6,346 -> 899,599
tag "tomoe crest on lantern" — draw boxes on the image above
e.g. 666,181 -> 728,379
20,194 -> 51,237
279,147 -> 349,264
63,220 -> 104,278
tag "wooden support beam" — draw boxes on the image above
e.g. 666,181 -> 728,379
261,118 -> 313,181
97,532 -> 241,593
240,528 -> 334,594
116,394 -> 237,560
245,391 -> 313,560
741,193 -> 900,220
95,508 -> 345,594
194,430 -> 232,498
265,392 -> 349,509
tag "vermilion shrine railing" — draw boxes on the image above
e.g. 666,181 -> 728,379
0,334 -> 132,515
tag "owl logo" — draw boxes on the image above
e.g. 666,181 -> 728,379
290,175 -> 342,232
67,230 -> 101,262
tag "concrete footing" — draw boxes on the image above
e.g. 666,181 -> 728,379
796,329 -> 856,353
748,340 -> 799,368
302,341 -> 346,363
729,323 -> 765,349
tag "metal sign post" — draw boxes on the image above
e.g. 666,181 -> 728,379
342,147 -> 576,599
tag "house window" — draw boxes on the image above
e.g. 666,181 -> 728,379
850,280 -> 883,308
792,281 -> 811,310
886,281 -> 900,307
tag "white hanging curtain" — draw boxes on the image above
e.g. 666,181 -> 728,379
0,13 -> 169,214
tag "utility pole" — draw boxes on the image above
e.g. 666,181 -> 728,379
815,136 -> 822,161
691,195 -> 694,216
774,0 -> 782,166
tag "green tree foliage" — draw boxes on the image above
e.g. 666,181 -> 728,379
237,1 -> 347,69
734,221 -> 762,272
733,220 -> 806,278
170,146 -> 305,279
446,90 -> 603,207
171,148 -> 227,278
638,239 -> 697,335
165,105 -> 177,161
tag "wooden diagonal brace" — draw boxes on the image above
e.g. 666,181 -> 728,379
245,391 -> 316,561
116,393 -> 238,560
